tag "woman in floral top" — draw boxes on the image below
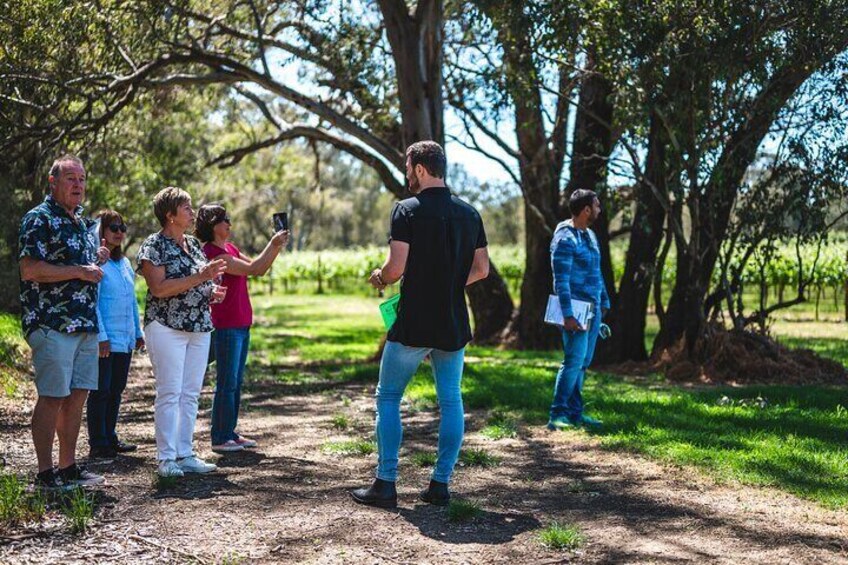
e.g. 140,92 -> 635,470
137,187 -> 227,478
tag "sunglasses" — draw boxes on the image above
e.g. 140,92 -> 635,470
108,223 -> 127,233
217,215 -> 231,225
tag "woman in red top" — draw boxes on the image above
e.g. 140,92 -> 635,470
196,204 -> 289,453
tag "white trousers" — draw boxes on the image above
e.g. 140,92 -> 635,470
145,321 -> 210,461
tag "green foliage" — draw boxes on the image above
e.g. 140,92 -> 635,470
330,414 -> 351,431
62,487 -> 94,533
152,472 -> 180,491
446,499 -> 482,523
480,410 -> 519,440
0,472 -> 48,526
321,440 -> 376,456
537,522 -> 585,551
459,448 -> 501,468
409,452 -> 438,467
0,313 -> 26,398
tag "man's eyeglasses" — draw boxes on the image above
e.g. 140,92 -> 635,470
108,223 -> 127,233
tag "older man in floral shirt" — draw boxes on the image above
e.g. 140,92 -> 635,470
19,154 -> 109,489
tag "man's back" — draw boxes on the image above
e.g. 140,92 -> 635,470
387,187 -> 487,351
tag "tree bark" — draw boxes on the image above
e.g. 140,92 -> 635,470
596,115 -> 668,363
651,58 -> 839,355
563,62 -> 616,310
466,263 -> 515,344
379,0 -> 513,337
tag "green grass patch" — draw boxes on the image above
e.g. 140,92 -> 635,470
250,295 -> 386,365
409,451 -> 437,467
152,472 -> 180,491
62,487 -> 94,533
227,295 -> 848,508
480,410 -> 519,440
322,439 -> 376,456
330,413 -> 351,431
446,499 -> 482,522
459,448 -> 501,468
778,336 -> 848,367
0,313 -> 26,398
0,471 -> 47,526
538,522 -> 585,551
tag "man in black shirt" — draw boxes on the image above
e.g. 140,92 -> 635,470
351,141 -> 489,508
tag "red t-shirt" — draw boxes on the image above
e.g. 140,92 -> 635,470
203,242 -> 253,329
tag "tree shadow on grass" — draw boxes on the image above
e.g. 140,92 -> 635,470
503,434 -> 848,561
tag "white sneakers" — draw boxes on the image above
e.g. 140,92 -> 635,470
157,456 -> 217,477
176,456 -> 217,474
157,460 -> 184,477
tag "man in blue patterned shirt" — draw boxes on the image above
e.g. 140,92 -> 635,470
547,189 -> 610,431
19,154 -> 109,489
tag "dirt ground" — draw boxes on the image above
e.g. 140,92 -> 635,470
1,354 -> 847,564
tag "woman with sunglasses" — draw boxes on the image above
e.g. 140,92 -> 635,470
88,210 -> 144,460
195,204 -> 289,453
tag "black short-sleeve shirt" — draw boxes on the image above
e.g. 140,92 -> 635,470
387,186 -> 487,351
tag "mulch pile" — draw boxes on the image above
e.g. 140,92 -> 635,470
655,325 -> 847,385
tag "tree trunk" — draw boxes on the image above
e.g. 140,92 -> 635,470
381,0 -> 513,338
596,115 -> 668,363
466,262 -> 514,344
510,198 -> 559,349
651,248 -> 707,356
563,62 -> 616,310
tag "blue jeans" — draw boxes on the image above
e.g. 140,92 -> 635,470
375,340 -> 465,483
549,313 -> 601,422
211,327 -> 250,445
87,352 -> 132,448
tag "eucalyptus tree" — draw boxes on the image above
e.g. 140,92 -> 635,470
1,0 -> 514,339
581,0 -> 848,361
446,0 -> 619,348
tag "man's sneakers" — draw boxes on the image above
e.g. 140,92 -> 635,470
579,414 -> 603,428
418,479 -> 451,506
350,478 -> 398,508
177,456 -> 217,474
211,440 -> 244,453
57,463 -> 105,487
35,468 -> 74,491
546,414 -> 603,431
546,416 -> 580,431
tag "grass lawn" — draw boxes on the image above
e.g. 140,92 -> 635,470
250,294 -> 848,509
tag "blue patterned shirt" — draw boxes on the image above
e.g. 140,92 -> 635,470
18,195 -> 100,337
550,220 -> 610,319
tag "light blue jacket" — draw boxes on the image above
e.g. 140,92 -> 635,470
550,220 -> 610,318
96,257 -> 143,353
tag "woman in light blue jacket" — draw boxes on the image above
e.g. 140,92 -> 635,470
87,209 -> 144,460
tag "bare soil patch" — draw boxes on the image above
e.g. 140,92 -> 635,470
2,354 -> 846,564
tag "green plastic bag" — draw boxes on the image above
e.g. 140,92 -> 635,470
379,293 -> 401,330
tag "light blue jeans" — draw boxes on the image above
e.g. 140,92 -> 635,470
549,312 -> 601,422
375,340 -> 465,484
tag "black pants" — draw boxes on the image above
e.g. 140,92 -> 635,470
87,352 -> 132,448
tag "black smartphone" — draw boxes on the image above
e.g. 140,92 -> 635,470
272,212 -> 288,232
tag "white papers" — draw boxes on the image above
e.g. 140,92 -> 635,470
544,294 -> 594,328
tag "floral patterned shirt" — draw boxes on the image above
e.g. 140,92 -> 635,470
136,232 -> 214,333
18,195 -> 100,337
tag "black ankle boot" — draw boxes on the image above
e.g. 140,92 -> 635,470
350,478 -> 397,508
418,479 -> 451,506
